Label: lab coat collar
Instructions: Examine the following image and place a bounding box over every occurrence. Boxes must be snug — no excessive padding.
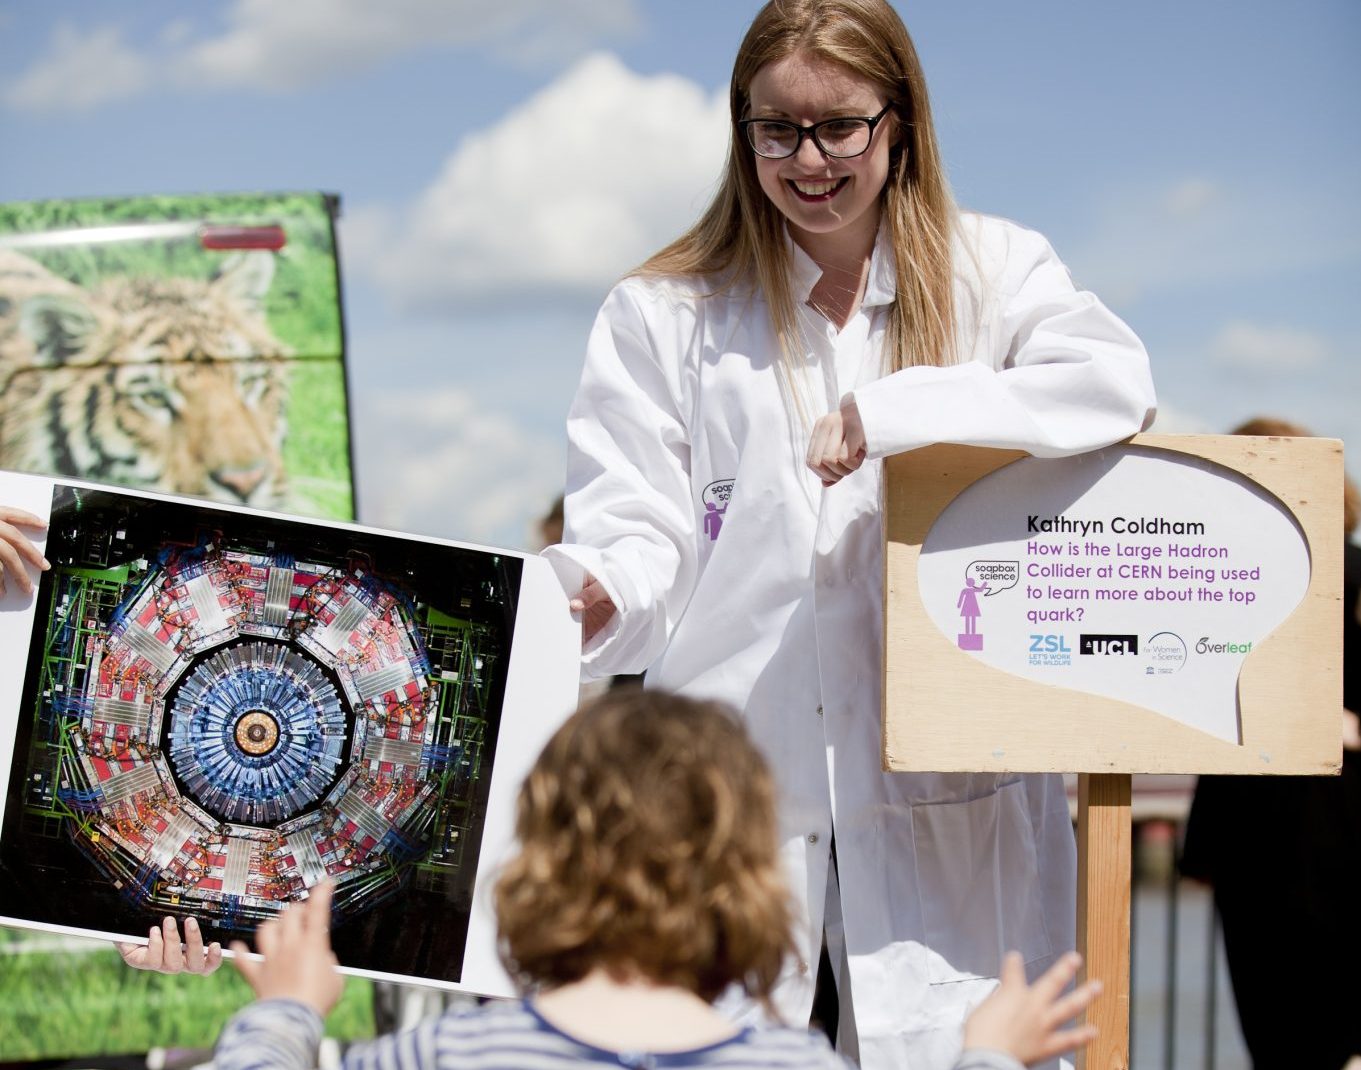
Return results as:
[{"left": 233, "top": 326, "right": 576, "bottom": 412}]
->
[
  {"left": 863, "top": 225, "right": 898, "bottom": 308},
  {"left": 785, "top": 223, "right": 898, "bottom": 310}
]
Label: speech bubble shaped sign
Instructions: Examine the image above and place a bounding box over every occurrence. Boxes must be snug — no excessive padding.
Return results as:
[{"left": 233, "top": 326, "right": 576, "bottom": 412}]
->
[{"left": 917, "top": 446, "right": 1310, "bottom": 742}]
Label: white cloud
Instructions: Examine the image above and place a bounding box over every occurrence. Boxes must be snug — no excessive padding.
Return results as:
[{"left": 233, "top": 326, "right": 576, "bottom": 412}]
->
[
  {"left": 1209, "top": 321, "right": 1330, "bottom": 371},
  {"left": 1162, "top": 178, "right": 1220, "bottom": 219},
  {"left": 354, "top": 386, "right": 563, "bottom": 550},
  {"left": 159, "top": 20, "right": 194, "bottom": 47},
  {"left": 3, "top": 24, "right": 151, "bottom": 113},
  {"left": 1064, "top": 176, "right": 1361, "bottom": 307},
  {"left": 181, "top": 0, "right": 639, "bottom": 90},
  {"left": 348, "top": 52, "right": 728, "bottom": 309},
  {"left": 4, "top": 0, "right": 639, "bottom": 112}
]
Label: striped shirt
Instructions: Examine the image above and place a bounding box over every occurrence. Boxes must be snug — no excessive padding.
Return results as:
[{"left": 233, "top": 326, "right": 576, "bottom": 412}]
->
[{"left": 216, "top": 998, "right": 1023, "bottom": 1070}]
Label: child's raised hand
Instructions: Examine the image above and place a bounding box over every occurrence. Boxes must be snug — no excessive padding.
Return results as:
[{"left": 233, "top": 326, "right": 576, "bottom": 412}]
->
[
  {"left": 962, "top": 951, "right": 1102, "bottom": 1067},
  {"left": 231, "top": 879, "right": 344, "bottom": 1018}
]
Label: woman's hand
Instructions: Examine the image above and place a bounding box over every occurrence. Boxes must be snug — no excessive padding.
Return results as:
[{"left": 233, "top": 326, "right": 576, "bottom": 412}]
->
[
  {"left": 231, "top": 880, "right": 344, "bottom": 1018},
  {"left": 570, "top": 572, "right": 617, "bottom": 645},
  {"left": 962, "top": 951, "right": 1102, "bottom": 1066},
  {"left": 117, "top": 916, "right": 223, "bottom": 975},
  {"left": 806, "top": 395, "right": 866, "bottom": 487},
  {"left": 0, "top": 506, "right": 50, "bottom": 598}
]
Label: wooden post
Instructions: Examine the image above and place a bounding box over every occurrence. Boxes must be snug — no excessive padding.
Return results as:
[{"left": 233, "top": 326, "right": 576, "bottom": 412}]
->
[{"left": 1076, "top": 773, "right": 1132, "bottom": 1070}]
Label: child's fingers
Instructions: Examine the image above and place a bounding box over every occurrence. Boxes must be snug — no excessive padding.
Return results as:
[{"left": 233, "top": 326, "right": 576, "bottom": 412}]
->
[
  {"left": 256, "top": 918, "right": 280, "bottom": 958},
  {"left": 1036, "top": 1023, "right": 1099, "bottom": 1062},
  {"left": 1046, "top": 978, "right": 1103, "bottom": 1025},
  {"left": 1032, "top": 950, "right": 1083, "bottom": 1001},
  {"left": 997, "top": 949, "right": 1027, "bottom": 988},
  {"left": 230, "top": 940, "right": 259, "bottom": 985},
  {"left": 305, "top": 880, "right": 334, "bottom": 943},
  {"left": 203, "top": 941, "right": 224, "bottom": 974},
  {"left": 278, "top": 898, "right": 304, "bottom": 943}
]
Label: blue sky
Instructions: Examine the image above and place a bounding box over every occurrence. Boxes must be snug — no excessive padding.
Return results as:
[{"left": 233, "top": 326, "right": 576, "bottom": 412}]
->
[{"left": 2, "top": 1, "right": 1358, "bottom": 548}]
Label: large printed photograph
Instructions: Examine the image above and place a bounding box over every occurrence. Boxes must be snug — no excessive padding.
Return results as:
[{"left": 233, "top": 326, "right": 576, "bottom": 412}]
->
[
  {"left": 0, "top": 192, "right": 354, "bottom": 521},
  {"left": 0, "top": 483, "right": 521, "bottom": 985}
]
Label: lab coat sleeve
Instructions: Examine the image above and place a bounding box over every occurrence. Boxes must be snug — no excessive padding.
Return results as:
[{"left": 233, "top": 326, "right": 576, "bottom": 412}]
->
[
  {"left": 850, "top": 223, "right": 1156, "bottom": 459},
  {"left": 541, "top": 280, "right": 698, "bottom": 678}
]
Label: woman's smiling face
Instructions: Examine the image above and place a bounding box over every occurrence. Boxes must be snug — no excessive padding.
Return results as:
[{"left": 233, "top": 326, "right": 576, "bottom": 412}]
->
[{"left": 746, "top": 51, "right": 896, "bottom": 261}]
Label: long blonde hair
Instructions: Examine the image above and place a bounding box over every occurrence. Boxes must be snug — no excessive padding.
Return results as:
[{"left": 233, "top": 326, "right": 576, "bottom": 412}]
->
[{"left": 637, "top": 0, "right": 957, "bottom": 387}]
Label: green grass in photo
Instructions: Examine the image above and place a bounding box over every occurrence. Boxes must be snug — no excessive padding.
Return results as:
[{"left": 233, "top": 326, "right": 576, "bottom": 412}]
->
[
  {"left": 0, "top": 933, "right": 374, "bottom": 1060},
  {"left": 284, "top": 360, "right": 355, "bottom": 520}
]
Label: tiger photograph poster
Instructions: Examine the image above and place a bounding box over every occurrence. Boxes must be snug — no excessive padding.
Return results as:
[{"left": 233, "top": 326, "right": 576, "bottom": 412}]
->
[
  {"left": 0, "top": 191, "right": 356, "bottom": 522},
  {"left": 0, "top": 469, "right": 581, "bottom": 994}
]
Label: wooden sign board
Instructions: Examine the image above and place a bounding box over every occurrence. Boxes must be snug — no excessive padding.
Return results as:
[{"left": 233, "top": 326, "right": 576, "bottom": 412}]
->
[{"left": 883, "top": 434, "right": 1342, "bottom": 776}]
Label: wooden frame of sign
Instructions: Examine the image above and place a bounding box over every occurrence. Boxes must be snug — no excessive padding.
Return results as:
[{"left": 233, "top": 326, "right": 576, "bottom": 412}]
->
[{"left": 882, "top": 433, "right": 1343, "bottom": 1070}]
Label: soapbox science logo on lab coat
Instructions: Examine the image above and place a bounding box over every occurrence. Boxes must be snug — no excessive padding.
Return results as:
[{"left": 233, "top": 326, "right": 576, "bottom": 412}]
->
[
  {"left": 915, "top": 446, "right": 1309, "bottom": 743},
  {"left": 701, "top": 479, "right": 734, "bottom": 542}
]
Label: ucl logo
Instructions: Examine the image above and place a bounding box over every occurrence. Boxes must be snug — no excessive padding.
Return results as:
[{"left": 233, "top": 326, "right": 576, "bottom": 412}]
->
[{"left": 1079, "top": 633, "right": 1140, "bottom": 656}]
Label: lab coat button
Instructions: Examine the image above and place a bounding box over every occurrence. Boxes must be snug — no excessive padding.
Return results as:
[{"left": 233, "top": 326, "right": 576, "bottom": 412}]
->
[
  {"left": 815, "top": 704, "right": 823, "bottom": 717},
  {"left": 807, "top": 832, "right": 819, "bottom": 844},
  {"left": 798, "top": 959, "right": 810, "bottom": 975}
]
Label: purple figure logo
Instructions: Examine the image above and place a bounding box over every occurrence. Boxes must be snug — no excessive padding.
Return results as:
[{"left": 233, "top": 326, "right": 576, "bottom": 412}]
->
[
  {"left": 703, "top": 500, "right": 726, "bottom": 541},
  {"left": 956, "top": 576, "right": 989, "bottom": 651},
  {"left": 701, "top": 478, "right": 735, "bottom": 542}
]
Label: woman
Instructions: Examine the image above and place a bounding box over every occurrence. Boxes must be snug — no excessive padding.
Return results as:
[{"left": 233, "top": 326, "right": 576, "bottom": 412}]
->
[{"left": 542, "top": 1, "right": 1155, "bottom": 1066}]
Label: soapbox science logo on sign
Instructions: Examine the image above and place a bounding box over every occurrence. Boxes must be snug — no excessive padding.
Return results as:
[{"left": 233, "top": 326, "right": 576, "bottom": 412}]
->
[
  {"left": 952, "top": 560, "right": 1017, "bottom": 651},
  {"left": 915, "top": 446, "right": 1309, "bottom": 743}
]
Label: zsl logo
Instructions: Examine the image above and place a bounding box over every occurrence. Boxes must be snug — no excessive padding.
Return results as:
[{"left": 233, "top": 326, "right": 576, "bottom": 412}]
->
[{"left": 1029, "top": 635, "right": 1070, "bottom": 652}]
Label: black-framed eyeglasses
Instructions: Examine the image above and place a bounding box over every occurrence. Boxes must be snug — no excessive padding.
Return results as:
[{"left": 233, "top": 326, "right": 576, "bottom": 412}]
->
[{"left": 738, "top": 102, "right": 895, "bottom": 160}]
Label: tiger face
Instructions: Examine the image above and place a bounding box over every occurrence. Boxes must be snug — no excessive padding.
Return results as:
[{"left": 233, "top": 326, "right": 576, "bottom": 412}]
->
[{"left": 0, "top": 250, "right": 290, "bottom": 508}]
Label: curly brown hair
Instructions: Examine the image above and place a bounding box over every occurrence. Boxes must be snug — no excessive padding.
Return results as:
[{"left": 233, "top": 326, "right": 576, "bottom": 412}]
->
[{"left": 494, "top": 689, "right": 794, "bottom": 1004}]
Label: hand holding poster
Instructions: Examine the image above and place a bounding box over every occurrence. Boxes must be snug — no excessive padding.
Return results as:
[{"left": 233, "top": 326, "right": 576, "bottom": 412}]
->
[{"left": 0, "top": 471, "right": 580, "bottom": 995}]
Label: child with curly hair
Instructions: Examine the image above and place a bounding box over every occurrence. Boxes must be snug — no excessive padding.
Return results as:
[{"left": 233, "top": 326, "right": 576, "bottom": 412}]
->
[{"left": 216, "top": 689, "right": 1100, "bottom": 1069}]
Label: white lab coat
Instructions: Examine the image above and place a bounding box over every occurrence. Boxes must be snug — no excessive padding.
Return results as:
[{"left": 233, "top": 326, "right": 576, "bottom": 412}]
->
[{"left": 544, "top": 212, "right": 1155, "bottom": 1070}]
